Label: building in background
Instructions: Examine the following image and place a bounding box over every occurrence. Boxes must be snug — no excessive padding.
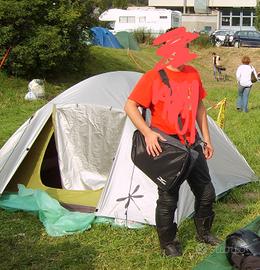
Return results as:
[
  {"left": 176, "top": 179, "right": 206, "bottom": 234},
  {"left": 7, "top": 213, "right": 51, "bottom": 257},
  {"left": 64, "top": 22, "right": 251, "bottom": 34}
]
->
[{"left": 148, "top": 0, "right": 257, "bottom": 33}]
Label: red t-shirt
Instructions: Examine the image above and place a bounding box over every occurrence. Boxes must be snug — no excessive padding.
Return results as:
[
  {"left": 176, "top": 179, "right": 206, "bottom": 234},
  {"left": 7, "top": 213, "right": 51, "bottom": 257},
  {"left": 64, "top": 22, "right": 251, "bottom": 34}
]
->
[{"left": 128, "top": 65, "right": 206, "bottom": 144}]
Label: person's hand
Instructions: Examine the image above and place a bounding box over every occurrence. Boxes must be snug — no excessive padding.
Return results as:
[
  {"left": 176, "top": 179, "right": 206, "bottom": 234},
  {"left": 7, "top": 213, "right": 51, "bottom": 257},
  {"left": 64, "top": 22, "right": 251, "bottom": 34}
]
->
[
  {"left": 144, "top": 130, "right": 167, "bottom": 157},
  {"left": 203, "top": 142, "right": 214, "bottom": 160}
]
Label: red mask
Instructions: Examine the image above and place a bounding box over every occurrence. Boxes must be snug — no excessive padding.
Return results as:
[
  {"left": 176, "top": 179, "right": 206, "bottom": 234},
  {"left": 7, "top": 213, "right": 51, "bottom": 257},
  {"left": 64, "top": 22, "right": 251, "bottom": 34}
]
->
[{"left": 153, "top": 27, "right": 199, "bottom": 69}]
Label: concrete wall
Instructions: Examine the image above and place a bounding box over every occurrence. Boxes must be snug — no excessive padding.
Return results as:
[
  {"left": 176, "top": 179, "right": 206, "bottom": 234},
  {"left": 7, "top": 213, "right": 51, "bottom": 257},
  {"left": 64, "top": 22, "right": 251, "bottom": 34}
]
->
[
  {"left": 182, "top": 14, "right": 218, "bottom": 32},
  {"left": 208, "top": 0, "right": 256, "bottom": 7},
  {"left": 149, "top": 0, "right": 257, "bottom": 8}
]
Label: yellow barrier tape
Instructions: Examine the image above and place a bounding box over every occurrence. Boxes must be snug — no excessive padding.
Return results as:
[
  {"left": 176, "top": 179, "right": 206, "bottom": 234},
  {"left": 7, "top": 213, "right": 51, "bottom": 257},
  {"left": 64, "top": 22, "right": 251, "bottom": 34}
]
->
[
  {"left": 216, "top": 98, "right": 227, "bottom": 129},
  {"left": 207, "top": 98, "right": 226, "bottom": 111},
  {"left": 207, "top": 98, "right": 227, "bottom": 129}
]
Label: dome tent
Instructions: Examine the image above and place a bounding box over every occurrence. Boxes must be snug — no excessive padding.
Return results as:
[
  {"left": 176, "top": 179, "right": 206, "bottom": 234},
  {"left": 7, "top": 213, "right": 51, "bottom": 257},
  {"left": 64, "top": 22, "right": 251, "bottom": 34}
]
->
[
  {"left": 90, "top": 27, "right": 122, "bottom": 48},
  {"left": 115, "top": 31, "right": 140, "bottom": 50},
  {"left": 0, "top": 71, "right": 256, "bottom": 226}
]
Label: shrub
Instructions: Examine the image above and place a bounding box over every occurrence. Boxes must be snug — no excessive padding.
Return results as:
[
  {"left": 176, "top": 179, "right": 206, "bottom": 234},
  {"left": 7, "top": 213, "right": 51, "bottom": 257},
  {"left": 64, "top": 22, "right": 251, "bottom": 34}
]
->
[
  {"left": 0, "top": 0, "right": 97, "bottom": 78},
  {"left": 191, "top": 33, "right": 213, "bottom": 49},
  {"left": 133, "top": 29, "right": 154, "bottom": 45}
]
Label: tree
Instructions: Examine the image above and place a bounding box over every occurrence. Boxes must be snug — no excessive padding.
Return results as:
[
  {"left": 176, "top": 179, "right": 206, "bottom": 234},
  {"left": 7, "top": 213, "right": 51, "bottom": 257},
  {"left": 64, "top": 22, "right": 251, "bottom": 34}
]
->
[
  {"left": 95, "top": 0, "right": 147, "bottom": 11},
  {"left": 128, "top": 0, "right": 148, "bottom": 6},
  {"left": 255, "top": 1, "right": 260, "bottom": 30},
  {"left": 95, "top": 0, "right": 128, "bottom": 11},
  {"left": 0, "top": 0, "right": 98, "bottom": 77}
]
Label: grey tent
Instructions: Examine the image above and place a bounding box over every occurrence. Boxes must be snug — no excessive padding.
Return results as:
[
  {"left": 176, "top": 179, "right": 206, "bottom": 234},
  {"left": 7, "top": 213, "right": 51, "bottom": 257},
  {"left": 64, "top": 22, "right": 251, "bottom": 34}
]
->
[{"left": 0, "top": 71, "right": 256, "bottom": 226}]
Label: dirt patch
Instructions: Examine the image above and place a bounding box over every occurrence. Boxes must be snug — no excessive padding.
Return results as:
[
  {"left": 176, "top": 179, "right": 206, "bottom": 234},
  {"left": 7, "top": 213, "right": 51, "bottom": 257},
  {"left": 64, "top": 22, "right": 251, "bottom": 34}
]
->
[
  {"left": 225, "top": 202, "right": 246, "bottom": 211},
  {"left": 197, "top": 47, "right": 260, "bottom": 73},
  {"left": 193, "top": 47, "right": 260, "bottom": 86},
  {"left": 244, "top": 191, "right": 260, "bottom": 200}
]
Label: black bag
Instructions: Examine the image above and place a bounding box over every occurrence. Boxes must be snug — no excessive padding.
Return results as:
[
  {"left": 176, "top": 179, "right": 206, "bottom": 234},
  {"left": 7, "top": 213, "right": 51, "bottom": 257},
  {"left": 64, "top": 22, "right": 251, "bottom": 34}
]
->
[
  {"left": 251, "top": 71, "right": 257, "bottom": 83},
  {"left": 131, "top": 127, "right": 199, "bottom": 191},
  {"left": 130, "top": 69, "right": 199, "bottom": 191},
  {"left": 240, "top": 256, "right": 260, "bottom": 270},
  {"left": 226, "top": 228, "right": 260, "bottom": 269},
  {"left": 217, "top": 65, "right": 226, "bottom": 71},
  {"left": 230, "top": 254, "right": 260, "bottom": 270}
]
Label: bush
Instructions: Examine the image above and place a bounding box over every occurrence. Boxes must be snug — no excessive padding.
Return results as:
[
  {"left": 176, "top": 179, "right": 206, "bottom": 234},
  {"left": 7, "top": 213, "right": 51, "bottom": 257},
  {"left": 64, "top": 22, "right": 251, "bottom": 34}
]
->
[
  {"left": 191, "top": 33, "right": 213, "bottom": 48},
  {"left": 0, "top": 0, "right": 97, "bottom": 78},
  {"left": 133, "top": 29, "right": 154, "bottom": 45}
]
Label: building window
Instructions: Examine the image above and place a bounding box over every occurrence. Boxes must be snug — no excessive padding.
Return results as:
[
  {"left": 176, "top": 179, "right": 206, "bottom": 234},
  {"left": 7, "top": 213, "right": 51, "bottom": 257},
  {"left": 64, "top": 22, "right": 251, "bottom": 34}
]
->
[
  {"left": 119, "top": 16, "right": 135, "bottom": 23},
  {"left": 232, "top": 17, "right": 240, "bottom": 26},
  {"left": 222, "top": 8, "right": 231, "bottom": 16},
  {"left": 243, "top": 9, "right": 251, "bottom": 16},
  {"left": 160, "top": 16, "right": 167, "bottom": 19},
  {"left": 232, "top": 8, "right": 240, "bottom": 16},
  {"left": 243, "top": 17, "right": 251, "bottom": 26},
  {"left": 220, "top": 7, "right": 255, "bottom": 29},
  {"left": 187, "top": 7, "right": 195, "bottom": 14},
  {"left": 222, "top": 17, "right": 230, "bottom": 26}
]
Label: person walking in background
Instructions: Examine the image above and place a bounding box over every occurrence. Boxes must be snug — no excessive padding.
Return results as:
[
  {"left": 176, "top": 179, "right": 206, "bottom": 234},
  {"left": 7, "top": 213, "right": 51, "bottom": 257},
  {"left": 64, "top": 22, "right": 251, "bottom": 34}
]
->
[
  {"left": 236, "top": 56, "right": 258, "bottom": 112},
  {"left": 212, "top": 52, "right": 222, "bottom": 80},
  {"left": 125, "top": 28, "right": 220, "bottom": 258}
]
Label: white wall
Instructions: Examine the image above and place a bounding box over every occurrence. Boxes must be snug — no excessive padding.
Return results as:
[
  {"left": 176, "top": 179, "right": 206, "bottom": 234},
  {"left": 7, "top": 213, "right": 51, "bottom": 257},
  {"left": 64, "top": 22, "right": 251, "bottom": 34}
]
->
[
  {"left": 149, "top": 0, "right": 184, "bottom": 6},
  {"left": 208, "top": 0, "right": 256, "bottom": 7},
  {"left": 148, "top": 0, "right": 257, "bottom": 32},
  {"left": 149, "top": 0, "right": 257, "bottom": 7},
  {"left": 182, "top": 14, "right": 218, "bottom": 32}
]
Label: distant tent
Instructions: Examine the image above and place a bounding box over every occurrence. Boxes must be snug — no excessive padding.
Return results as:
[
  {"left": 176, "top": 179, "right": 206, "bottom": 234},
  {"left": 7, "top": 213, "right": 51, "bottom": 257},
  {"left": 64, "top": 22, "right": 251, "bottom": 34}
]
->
[
  {"left": 0, "top": 71, "right": 256, "bottom": 226},
  {"left": 115, "top": 31, "right": 140, "bottom": 50},
  {"left": 90, "top": 27, "right": 122, "bottom": 48}
]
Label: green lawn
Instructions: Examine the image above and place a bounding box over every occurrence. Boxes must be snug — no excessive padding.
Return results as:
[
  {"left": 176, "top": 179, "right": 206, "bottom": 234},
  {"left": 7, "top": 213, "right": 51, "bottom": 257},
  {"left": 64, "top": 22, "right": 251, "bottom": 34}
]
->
[{"left": 0, "top": 45, "right": 259, "bottom": 270}]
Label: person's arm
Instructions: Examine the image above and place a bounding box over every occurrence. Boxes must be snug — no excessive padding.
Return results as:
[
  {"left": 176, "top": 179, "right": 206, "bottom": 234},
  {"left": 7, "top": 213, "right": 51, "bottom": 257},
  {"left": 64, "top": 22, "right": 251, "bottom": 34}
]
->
[
  {"left": 124, "top": 99, "right": 166, "bottom": 157},
  {"left": 196, "top": 100, "right": 214, "bottom": 160},
  {"left": 216, "top": 56, "right": 221, "bottom": 66},
  {"left": 252, "top": 66, "right": 258, "bottom": 79},
  {"left": 236, "top": 66, "right": 241, "bottom": 83}
]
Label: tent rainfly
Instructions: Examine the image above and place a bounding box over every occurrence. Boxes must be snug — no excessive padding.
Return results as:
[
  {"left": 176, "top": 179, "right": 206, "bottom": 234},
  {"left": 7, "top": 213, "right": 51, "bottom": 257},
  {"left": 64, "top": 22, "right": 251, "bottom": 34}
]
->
[
  {"left": 115, "top": 31, "right": 140, "bottom": 50},
  {"left": 0, "top": 71, "right": 256, "bottom": 226},
  {"left": 90, "top": 27, "right": 122, "bottom": 48}
]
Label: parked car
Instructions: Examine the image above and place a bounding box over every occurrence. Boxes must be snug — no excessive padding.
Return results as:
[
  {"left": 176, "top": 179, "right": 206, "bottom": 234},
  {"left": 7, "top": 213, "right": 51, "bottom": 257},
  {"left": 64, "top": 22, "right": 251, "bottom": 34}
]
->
[
  {"left": 232, "top": 30, "right": 260, "bottom": 48},
  {"left": 210, "top": 30, "right": 234, "bottom": 47}
]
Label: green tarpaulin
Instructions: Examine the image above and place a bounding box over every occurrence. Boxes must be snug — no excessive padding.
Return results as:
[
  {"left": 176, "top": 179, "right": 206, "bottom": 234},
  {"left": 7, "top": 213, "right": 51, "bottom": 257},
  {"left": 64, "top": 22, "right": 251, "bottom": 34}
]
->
[
  {"left": 0, "top": 184, "right": 95, "bottom": 237},
  {"left": 193, "top": 216, "right": 260, "bottom": 270}
]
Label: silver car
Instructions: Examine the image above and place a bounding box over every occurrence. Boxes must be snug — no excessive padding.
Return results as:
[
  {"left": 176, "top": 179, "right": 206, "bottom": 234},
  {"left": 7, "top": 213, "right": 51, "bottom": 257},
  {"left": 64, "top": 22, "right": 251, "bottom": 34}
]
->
[{"left": 210, "top": 30, "right": 234, "bottom": 47}]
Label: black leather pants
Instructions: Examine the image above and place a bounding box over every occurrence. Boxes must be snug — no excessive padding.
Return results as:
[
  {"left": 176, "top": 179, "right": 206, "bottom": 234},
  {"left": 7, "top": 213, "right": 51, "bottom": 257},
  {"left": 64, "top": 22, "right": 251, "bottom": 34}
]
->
[{"left": 156, "top": 144, "right": 216, "bottom": 228}]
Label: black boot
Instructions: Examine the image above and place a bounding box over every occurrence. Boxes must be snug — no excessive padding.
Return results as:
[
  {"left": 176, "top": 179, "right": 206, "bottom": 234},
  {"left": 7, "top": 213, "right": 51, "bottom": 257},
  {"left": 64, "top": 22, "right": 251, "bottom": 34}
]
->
[
  {"left": 194, "top": 213, "right": 221, "bottom": 246},
  {"left": 156, "top": 223, "right": 182, "bottom": 257}
]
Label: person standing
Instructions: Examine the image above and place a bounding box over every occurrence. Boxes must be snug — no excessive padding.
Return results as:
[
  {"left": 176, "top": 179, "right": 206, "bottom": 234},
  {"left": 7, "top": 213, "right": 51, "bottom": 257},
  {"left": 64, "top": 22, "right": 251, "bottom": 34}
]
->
[
  {"left": 212, "top": 52, "right": 222, "bottom": 80},
  {"left": 124, "top": 28, "right": 220, "bottom": 257},
  {"left": 236, "top": 56, "right": 258, "bottom": 112}
]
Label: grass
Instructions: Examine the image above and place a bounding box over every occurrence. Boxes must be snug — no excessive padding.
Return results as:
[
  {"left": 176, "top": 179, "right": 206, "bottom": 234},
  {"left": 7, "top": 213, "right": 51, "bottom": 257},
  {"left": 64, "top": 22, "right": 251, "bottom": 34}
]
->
[{"left": 0, "top": 45, "right": 260, "bottom": 270}]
